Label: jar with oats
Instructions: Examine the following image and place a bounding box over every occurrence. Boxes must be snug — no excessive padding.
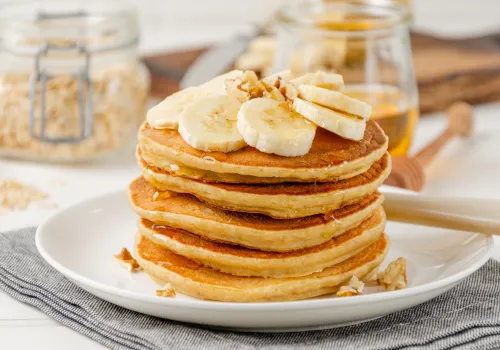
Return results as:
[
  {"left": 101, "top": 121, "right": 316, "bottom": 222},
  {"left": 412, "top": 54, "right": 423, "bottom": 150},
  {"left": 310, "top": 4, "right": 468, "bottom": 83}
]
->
[{"left": 0, "top": 0, "right": 150, "bottom": 162}]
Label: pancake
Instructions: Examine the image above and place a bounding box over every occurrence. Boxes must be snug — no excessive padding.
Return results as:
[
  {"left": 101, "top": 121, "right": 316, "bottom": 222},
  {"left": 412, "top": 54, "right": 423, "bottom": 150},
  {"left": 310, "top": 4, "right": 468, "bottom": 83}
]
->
[
  {"left": 137, "top": 119, "right": 388, "bottom": 182},
  {"left": 137, "top": 207, "right": 385, "bottom": 278},
  {"left": 139, "top": 153, "right": 391, "bottom": 219},
  {"left": 138, "top": 147, "right": 371, "bottom": 184},
  {"left": 135, "top": 233, "right": 390, "bottom": 302},
  {"left": 129, "top": 177, "right": 384, "bottom": 251}
]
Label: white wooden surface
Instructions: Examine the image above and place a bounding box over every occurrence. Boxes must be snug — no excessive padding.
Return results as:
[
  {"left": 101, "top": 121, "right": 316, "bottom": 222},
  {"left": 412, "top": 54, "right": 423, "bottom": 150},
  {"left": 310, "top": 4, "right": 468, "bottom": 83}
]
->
[{"left": 2, "top": 1, "right": 500, "bottom": 349}]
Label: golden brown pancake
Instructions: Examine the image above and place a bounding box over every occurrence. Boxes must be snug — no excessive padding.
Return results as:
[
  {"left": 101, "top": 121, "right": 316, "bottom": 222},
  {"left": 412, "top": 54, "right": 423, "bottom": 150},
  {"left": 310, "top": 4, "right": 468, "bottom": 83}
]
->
[
  {"left": 138, "top": 147, "right": 371, "bottom": 184},
  {"left": 139, "top": 153, "right": 391, "bottom": 219},
  {"left": 137, "top": 207, "right": 385, "bottom": 278},
  {"left": 135, "top": 233, "right": 390, "bottom": 302},
  {"left": 129, "top": 176, "right": 384, "bottom": 251},
  {"left": 137, "top": 120, "right": 388, "bottom": 182}
]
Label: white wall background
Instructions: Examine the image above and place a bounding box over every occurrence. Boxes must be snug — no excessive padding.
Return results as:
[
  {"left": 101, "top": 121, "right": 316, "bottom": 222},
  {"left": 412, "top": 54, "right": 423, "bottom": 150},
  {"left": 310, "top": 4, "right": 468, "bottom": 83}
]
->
[{"left": 1, "top": 0, "right": 500, "bottom": 53}]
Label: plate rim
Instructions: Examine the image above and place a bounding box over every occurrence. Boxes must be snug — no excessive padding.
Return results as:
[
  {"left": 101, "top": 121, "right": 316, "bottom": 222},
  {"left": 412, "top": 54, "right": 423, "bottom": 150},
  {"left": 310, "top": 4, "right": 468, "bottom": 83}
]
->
[{"left": 36, "top": 188, "right": 494, "bottom": 312}]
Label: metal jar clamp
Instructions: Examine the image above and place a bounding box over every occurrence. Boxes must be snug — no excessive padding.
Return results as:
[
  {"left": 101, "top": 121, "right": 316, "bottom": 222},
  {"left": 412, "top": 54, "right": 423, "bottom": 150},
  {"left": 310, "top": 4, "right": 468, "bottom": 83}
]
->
[{"left": 29, "top": 40, "right": 93, "bottom": 143}]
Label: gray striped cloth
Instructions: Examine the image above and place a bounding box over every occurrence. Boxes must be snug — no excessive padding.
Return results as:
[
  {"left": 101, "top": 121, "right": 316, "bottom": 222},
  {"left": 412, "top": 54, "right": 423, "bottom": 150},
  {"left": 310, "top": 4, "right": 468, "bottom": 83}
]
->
[{"left": 1, "top": 227, "right": 500, "bottom": 350}]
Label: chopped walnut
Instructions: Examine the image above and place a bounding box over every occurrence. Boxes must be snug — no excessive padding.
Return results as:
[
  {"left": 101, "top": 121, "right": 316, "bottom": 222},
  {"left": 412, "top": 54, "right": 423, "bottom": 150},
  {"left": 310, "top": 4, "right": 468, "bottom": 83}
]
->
[
  {"left": 0, "top": 179, "right": 48, "bottom": 210},
  {"left": 156, "top": 283, "right": 176, "bottom": 298},
  {"left": 224, "top": 70, "right": 298, "bottom": 104},
  {"left": 378, "top": 257, "right": 407, "bottom": 291},
  {"left": 336, "top": 275, "right": 365, "bottom": 297},
  {"left": 114, "top": 248, "right": 142, "bottom": 272}
]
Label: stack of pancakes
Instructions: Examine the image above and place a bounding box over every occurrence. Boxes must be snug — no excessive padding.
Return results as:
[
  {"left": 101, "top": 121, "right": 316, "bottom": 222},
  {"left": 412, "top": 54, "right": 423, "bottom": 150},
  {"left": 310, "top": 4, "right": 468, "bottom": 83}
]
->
[{"left": 129, "top": 119, "right": 391, "bottom": 302}]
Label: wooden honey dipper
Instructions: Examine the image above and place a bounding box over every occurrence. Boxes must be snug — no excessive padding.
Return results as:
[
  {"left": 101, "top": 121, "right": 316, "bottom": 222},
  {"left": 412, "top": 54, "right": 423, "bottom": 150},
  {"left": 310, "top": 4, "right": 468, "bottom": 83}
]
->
[{"left": 384, "top": 102, "right": 474, "bottom": 192}]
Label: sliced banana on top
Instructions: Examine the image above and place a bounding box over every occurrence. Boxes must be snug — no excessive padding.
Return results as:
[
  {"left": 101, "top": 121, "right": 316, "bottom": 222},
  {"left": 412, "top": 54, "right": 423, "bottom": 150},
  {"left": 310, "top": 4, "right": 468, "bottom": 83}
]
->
[
  {"left": 147, "top": 87, "right": 207, "bottom": 129},
  {"left": 178, "top": 95, "right": 246, "bottom": 153},
  {"left": 200, "top": 70, "right": 243, "bottom": 95},
  {"left": 291, "top": 71, "right": 344, "bottom": 91},
  {"left": 147, "top": 71, "right": 243, "bottom": 130},
  {"left": 297, "top": 85, "right": 372, "bottom": 121},
  {"left": 262, "top": 70, "right": 295, "bottom": 85},
  {"left": 237, "top": 98, "right": 316, "bottom": 157},
  {"left": 293, "top": 98, "right": 366, "bottom": 141}
]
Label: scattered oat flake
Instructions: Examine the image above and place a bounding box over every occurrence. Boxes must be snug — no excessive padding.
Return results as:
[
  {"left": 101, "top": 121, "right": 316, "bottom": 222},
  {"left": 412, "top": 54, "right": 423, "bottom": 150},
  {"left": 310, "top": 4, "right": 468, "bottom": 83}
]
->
[
  {"left": 114, "top": 248, "right": 142, "bottom": 272},
  {"left": 169, "top": 164, "right": 180, "bottom": 171},
  {"left": 156, "top": 283, "right": 176, "bottom": 298},
  {"left": 378, "top": 257, "right": 407, "bottom": 291},
  {"left": 336, "top": 275, "right": 364, "bottom": 297},
  {"left": 152, "top": 191, "right": 159, "bottom": 201},
  {"left": 0, "top": 179, "right": 48, "bottom": 210}
]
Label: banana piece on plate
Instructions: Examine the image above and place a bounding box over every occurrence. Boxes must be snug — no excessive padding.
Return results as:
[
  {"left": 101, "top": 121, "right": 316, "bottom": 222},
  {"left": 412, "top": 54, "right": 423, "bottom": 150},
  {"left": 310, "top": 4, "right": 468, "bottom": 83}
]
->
[
  {"left": 291, "top": 71, "right": 345, "bottom": 91},
  {"left": 147, "top": 71, "right": 243, "bottom": 130},
  {"left": 178, "top": 95, "right": 246, "bottom": 152},
  {"left": 297, "top": 84, "right": 372, "bottom": 120},
  {"left": 237, "top": 98, "right": 316, "bottom": 157},
  {"left": 293, "top": 98, "right": 366, "bottom": 141}
]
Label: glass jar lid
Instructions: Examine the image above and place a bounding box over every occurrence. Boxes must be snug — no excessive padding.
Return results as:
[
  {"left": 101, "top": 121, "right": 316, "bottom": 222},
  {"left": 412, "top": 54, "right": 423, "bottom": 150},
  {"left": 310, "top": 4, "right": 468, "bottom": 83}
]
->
[{"left": 0, "top": 0, "right": 139, "bottom": 55}]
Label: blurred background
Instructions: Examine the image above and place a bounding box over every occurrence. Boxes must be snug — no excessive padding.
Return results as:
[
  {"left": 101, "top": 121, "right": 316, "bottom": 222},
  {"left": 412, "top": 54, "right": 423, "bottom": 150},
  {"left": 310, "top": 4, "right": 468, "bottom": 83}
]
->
[{"left": 2, "top": 0, "right": 500, "bottom": 227}]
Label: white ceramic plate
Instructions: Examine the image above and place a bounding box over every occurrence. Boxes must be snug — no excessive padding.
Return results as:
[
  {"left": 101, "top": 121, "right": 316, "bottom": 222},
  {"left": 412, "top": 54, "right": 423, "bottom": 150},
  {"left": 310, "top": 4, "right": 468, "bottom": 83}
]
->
[{"left": 36, "top": 188, "right": 494, "bottom": 332}]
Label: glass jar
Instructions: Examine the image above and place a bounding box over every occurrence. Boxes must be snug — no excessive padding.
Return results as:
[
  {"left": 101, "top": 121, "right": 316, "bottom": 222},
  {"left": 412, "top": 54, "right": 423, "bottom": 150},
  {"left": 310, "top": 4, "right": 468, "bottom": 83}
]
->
[
  {"left": 274, "top": 0, "right": 418, "bottom": 156},
  {"left": 0, "top": 0, "right": 150, "bottom": 162}
]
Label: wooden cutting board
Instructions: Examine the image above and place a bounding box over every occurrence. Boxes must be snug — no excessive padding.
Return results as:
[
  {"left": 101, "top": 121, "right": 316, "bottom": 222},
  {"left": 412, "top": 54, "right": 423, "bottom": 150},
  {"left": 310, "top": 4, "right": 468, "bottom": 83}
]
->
[{"left": 143, "top": 32, "right": 500, "bottom": 114}]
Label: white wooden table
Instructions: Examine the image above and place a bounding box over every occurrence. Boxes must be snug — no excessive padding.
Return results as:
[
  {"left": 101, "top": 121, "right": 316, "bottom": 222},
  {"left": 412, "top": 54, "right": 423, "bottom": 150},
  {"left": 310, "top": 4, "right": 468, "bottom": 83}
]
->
[{"left": 2, "top": 1, "right": 500, "bottom": 348}]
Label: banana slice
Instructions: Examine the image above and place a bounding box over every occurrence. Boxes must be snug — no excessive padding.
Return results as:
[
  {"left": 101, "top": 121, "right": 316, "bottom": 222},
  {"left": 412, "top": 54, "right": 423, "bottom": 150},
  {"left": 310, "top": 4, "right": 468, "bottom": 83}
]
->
[
  {"left": 291, "top": 71, "right": 344, "bottom": 91},
  {"left": 147, "top": 71, "right": 243, "bottom": 130},
  {"left": 293, "top": 98, "right": 366, "bottom": 141},
  {"left": 262, "top": 70, "right": 295, "bottom": 85},
  {"left": 297, "top": 85, "right": 372, "bottom": 120},
  {"left": 147, "top": 87, "right": 207, "bottom": 129},
  {"left": 178, "top": 95, "right": 246, "bottom": 152},
  {"left": 200, "top": 70, "right": 243, "bottom": 95},
  {"left": 237, "top": 98, "right": 316, "bottom": 157}
]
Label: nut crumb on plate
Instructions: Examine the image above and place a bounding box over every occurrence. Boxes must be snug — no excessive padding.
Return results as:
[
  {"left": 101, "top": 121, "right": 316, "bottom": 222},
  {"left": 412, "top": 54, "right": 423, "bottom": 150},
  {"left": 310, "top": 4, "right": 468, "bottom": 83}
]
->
[
  {"left": 336, "top": 275, "right": 364, "bottom": 297},
  {"left": 156, "top": 283, "right": 176, "bottom": 298},
  {"left": 378, "top": 257, "right": 407, "bottom": 291},
  {"left": 114, "top": 247, "right": 142, "bottom": 272}
]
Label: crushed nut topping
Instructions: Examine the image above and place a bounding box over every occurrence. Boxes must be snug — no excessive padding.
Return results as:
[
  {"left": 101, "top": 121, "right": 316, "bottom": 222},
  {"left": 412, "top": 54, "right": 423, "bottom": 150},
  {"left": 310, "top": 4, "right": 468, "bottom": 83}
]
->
[
  {"left": 378, "top": 257, "right": 407, "bottom": 291},
  {"left": 0, "top": 179, "right": 48, "bottom": 210},
  {"left": 114, "top": 248, "right": 142, "bottom": 272},
  {"left": 336, "top": 275, "right": 365, "bottom": 297},
  {"left": 224, "top": 70, "right": 297, "bottom": 106},
  {"left": 156, "top": 283, "right": 176, "bottom": 298}
]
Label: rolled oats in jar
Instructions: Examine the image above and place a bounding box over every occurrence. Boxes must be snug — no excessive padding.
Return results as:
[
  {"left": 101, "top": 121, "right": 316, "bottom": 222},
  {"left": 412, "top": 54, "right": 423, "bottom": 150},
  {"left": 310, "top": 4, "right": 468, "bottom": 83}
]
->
[{"left": 0, "top": 0, "right": 150, "bottom": 162}]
